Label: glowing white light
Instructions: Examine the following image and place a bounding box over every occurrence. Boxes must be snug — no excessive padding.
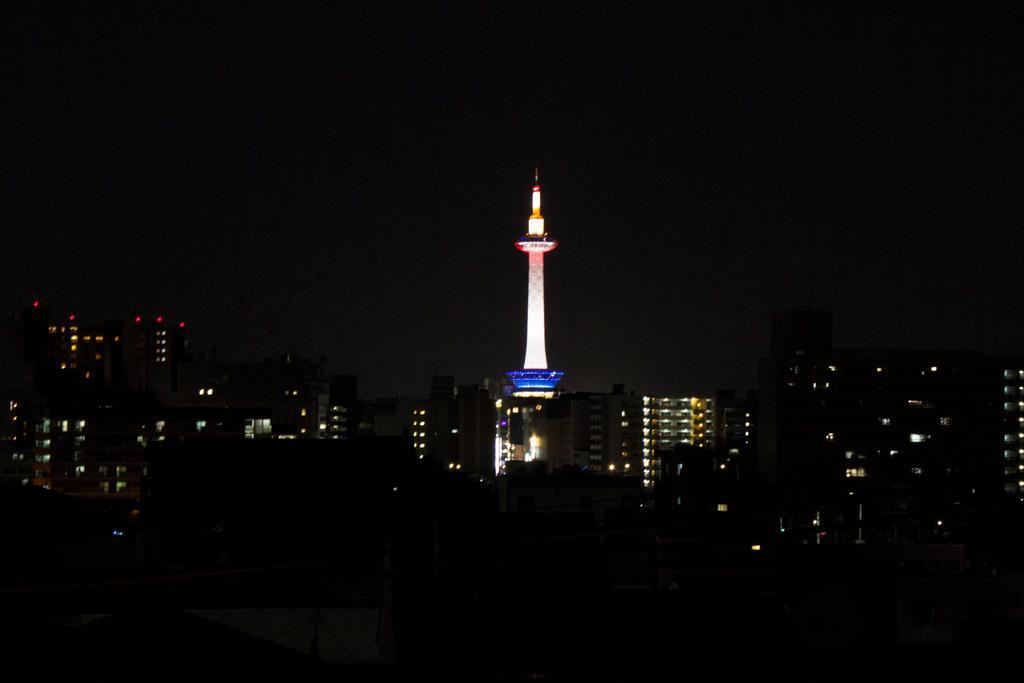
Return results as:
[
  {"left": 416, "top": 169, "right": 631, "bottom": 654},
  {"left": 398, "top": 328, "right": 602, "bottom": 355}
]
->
[{"left": 528, "top": 433, "right": 540, "bottom": 462}]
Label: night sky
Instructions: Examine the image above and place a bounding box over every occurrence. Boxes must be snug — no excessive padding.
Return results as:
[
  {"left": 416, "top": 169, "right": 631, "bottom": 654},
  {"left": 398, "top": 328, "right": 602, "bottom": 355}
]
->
[{"left": 4, "top": 3, "right": 1022, "bottom": 397}]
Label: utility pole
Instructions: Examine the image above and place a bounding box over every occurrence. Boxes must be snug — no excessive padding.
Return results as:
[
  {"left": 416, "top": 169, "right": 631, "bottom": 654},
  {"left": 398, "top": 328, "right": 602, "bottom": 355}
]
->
[{"left": 310, "top": 609, "right": 321, "bottom": 662}]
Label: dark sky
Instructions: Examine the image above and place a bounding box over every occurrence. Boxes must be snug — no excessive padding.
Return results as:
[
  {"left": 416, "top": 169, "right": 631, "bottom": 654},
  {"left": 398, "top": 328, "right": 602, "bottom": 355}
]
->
[{"left": 3, "top": 2, "right": 1022, "bottom": 397}]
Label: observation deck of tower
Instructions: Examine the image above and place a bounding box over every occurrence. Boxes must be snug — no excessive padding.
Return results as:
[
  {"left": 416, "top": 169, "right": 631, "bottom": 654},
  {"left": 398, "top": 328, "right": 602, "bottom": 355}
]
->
[{"left": 507, "top": 171, "right": 563, "bottom": 397}]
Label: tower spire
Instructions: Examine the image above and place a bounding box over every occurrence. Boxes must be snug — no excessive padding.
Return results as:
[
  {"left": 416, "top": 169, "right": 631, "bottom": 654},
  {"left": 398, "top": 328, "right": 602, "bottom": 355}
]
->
[{"left": 529, "top": 173, "right": 544, "bottom": 234}]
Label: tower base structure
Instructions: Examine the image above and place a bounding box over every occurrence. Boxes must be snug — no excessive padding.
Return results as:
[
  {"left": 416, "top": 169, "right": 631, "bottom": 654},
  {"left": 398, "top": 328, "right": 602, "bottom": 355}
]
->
[{"left": 506, "top": 369, "right": 563, "bottom": 398}]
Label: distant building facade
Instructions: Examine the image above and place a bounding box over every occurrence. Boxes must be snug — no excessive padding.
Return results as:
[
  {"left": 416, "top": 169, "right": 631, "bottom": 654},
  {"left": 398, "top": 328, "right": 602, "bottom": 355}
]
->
[
  {"left": 758, "top": 311, "right": 1021, "bottom": 543},
  {"left": 26, "top": 403, "right": 273, "bottom": 498},
  {"left": 715, "top": 388, "right": 757, "bottom": 480},
  {"left": 175, "top": 357, "right": 328, "bottom": 438},
  {"left": 496, "top": 386, "right": 721, "bottom": 485},
  {"left": 641, "top": 396, "right": 716, "bottom": 488}
]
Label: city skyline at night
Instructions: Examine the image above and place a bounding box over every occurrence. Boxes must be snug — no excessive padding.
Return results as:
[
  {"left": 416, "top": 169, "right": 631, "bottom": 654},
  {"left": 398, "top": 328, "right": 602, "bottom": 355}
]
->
[
  {"left": 5, "top": 4, "right": 1024, "bottom": 679},
  {"left": 5, "top": 4, "right": 1021, "bottom": 399}
]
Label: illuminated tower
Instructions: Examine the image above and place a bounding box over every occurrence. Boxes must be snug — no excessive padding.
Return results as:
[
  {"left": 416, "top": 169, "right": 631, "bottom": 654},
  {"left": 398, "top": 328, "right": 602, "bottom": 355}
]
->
[{"left": 507, "top": 171, "right": 563, "bottom": 397}]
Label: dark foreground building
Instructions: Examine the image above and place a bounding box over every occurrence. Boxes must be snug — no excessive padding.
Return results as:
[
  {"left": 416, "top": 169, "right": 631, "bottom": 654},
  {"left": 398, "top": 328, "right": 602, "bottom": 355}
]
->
[{"left": 759, "top": 311, "right": 1024, "bottom": 545}]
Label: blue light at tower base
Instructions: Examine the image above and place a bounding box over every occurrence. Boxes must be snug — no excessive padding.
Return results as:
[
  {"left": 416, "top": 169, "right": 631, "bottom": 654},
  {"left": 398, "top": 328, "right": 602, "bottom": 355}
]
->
[{"left": 506, "top": 369, "right": 564, "bottom": 396}]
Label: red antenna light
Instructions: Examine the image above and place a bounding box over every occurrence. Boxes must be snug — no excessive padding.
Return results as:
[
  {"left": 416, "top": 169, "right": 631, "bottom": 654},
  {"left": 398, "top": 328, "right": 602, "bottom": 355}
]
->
[
  {"left": 178, "top": 321, "right": 186, "bottom": 328},
  {"left": 156, "top": 315, "right": 164, "bottom": 324},
  {"left": 32, "top": 300, "right": 39, "bottom": 309},
  {"left": 68, "top": 314, "right": 75, "bottom": 321},
  {"left": 134, "top": 315, "right": 142, "bottom": 324}
]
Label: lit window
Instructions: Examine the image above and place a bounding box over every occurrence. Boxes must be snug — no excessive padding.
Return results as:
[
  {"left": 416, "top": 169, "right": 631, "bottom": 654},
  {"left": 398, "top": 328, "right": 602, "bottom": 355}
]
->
[
  {"left": 845, "top": 467, "right": 867, "bottom": 478},
  {"left": 825, "top": 432, "right": 835, "bottom": 441},
  {"left": 196, "top": 420, "right": 206, "bottom": 432},
  {"left": 717, "top": 503, "right": 729, "bottom": 512},
  {"left": 910, "top": 433, "right": 929, "bottom": 443}
]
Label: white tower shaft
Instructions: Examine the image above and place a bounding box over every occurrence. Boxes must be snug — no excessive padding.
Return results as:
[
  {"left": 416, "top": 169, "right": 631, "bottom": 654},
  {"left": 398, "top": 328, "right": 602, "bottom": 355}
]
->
[{"left": 524, "top": 251, "right": 548, "bottom": 369}]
